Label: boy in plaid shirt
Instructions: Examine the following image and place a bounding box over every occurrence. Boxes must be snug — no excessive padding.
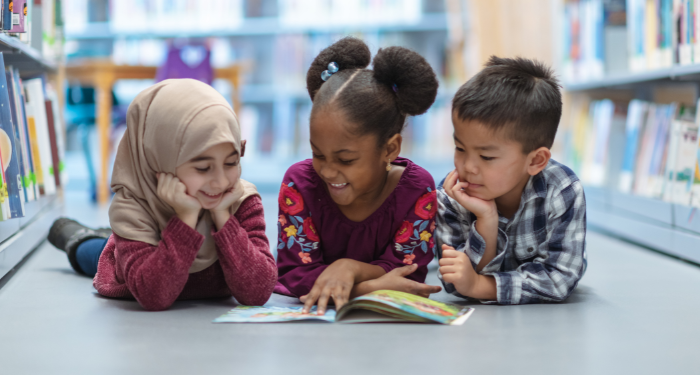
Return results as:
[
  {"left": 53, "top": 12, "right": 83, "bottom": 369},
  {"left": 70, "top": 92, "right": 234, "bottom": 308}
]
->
[{"left": 436, "top": 56, "right": 586, "bottom": 304}]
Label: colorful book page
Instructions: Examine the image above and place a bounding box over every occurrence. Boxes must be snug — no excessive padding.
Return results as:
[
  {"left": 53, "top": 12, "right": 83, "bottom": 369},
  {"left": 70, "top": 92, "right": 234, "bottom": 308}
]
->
[{"left": 213, "top": 306, "right": 335, "bottom": 323}]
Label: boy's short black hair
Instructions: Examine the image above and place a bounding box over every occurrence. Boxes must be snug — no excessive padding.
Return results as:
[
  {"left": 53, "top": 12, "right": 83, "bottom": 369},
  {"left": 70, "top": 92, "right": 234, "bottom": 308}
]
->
[{"left": 452, "top": 56, "right": 562, "bottom": 153}]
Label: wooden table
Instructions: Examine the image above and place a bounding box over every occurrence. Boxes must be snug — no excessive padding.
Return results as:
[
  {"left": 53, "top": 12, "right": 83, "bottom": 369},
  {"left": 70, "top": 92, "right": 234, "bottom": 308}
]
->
[{"left": 65, "top": 61, "right": 242, "bottom": 204}]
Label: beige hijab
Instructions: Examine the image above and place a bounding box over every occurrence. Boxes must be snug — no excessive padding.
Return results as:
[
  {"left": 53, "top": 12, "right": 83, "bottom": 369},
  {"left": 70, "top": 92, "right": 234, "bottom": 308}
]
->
[{"left": 109, "top": 79, "right": 258, "bottom": 273}]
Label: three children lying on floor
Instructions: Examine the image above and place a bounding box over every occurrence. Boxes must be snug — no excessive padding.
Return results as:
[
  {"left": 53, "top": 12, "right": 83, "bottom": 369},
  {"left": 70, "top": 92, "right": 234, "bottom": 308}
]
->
[{"left": 48, "top": 37, "right": 586, "bottom": 311}]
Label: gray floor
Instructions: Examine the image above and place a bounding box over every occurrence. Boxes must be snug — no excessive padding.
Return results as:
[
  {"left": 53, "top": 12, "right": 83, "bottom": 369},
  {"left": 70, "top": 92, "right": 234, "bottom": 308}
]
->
[{"left": 1, "top": 192, "right": 700, "bottom": 374}]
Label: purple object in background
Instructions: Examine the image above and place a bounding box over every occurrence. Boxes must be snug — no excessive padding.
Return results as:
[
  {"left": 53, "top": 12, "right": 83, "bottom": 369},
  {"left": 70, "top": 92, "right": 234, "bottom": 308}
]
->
[{"left": 155, "top": 44, "right": 213, "bottom": 85}]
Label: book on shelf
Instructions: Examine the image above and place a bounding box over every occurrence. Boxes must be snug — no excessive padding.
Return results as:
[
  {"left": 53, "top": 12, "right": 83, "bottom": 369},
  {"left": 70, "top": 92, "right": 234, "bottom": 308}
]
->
[
  {"left": 213, "top": 290, "right": 474, "bottom": 325},
  {"left": 563, "top": 95, "right": 700, "bottom": 207},
  {"left": 2, "top": 0, "right": 12, "bottom": 31},
  {"left": 0, "top": 52, "right": 24, "bottom": 218},
  {"left": 23, "top": 78, "right": 55, "bottom": 196},
  {"left": 14, "top": 69, "right": 38, "bottom": 201},
  {"left": 663, "top": 104, "right": 698, "bottom": 204},
  {"left": 5, "top": 68, "right": 31, "bottom": 203},
  {"left": 0, "top": 69, "right": 62, "bottom": 216},
  {"left": 10, "top": 0, "right": 27, "bottom": 33}
]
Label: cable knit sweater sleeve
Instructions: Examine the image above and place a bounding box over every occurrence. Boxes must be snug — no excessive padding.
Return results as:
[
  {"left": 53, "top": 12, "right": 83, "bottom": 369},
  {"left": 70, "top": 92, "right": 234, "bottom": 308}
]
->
[
  {"left": 94, "top": 195, "right": 276, "bottom": 311},
  {"left": 114, "top": 216, "right": 205, "bottom": 311},
  {"left": 212, "top": 195, "right": 277, "bottom": 306}
]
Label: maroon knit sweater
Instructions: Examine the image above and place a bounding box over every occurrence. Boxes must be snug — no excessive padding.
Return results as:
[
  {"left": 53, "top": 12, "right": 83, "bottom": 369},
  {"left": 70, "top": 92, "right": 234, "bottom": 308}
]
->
[{"left": 93, "top": 196, "right": 277, "bottom": 311}]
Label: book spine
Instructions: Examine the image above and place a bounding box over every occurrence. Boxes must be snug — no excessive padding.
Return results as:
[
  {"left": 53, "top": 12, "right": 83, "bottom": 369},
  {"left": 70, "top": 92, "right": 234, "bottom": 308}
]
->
[
  {"left": 2, "top": 0, "right": 12, "bottom": 30},
  {"left": 44, "top": 100, "right": 60, "bottom": 188}
]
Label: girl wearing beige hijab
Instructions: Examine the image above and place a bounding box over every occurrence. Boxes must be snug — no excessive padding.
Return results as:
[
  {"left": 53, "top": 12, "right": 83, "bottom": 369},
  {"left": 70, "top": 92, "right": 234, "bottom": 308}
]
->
[{"left": 48, "top": 79, "right": 277, "bottom": 311}]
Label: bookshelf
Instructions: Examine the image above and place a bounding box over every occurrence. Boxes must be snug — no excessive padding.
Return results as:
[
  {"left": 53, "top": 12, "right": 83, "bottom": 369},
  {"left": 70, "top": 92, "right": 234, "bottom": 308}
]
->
[
  {"left": 0, "top": 34, "right": 57, "bottom": 75},
  {"left": 585, "top": 186, "right": 700, "bottom": 264},
  {"left": 566, "top": 64, "right": 700, "bottom": 91},
  {"left": 559, "top": 0, "right": 700, "bottom": 265},
  {"left": 0, "top": 1, "right": 66, "bottom": 281},
  {"left": 64, "top": 13, "right": 450, "bottom": 40}
]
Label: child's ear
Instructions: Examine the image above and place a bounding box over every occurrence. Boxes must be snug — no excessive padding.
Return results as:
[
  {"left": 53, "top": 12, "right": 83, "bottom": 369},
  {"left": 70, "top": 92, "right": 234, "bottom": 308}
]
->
[
  {"left": 527, "top": 147, "right": 551, "bottom": 176},
  {"left": 384, "top": 133, "right": 402, "bottom": 161},
  {"left": 240, "top": 140, "right": 247, "bottom": 158}
]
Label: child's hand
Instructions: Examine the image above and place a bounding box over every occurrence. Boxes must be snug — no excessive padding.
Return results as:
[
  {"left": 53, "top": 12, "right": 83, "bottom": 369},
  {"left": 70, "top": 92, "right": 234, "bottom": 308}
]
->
[
  {"left": 443, "top": 170, "right": 498, "bottom": 220},
  {"left": 372, "top": 264, "right": 442, "bottom": 297},
  {"left": 439, "top": 245, "right": 478, "bottom": 297},
  {"left": 300, "top": 259, "right": 356, "bottom": 315},
  {"left": 209, "top": 182, "right": 244, "bottom": 230},
  {"left": 157, "top": 173, "right": 201, "bottom": 228},
  {"left": 211, "top": 182, "right": 244, "bottom": 214}
]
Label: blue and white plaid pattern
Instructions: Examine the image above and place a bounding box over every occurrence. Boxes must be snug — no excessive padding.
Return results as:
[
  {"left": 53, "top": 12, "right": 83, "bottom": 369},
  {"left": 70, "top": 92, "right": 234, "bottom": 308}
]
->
[{"left": 435, "top": 159, "right": 587, "bottom": 304}]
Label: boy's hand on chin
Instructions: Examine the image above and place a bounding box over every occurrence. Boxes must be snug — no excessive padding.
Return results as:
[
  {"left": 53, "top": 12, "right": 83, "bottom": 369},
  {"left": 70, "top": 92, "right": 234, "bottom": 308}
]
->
[
  {"left": 444, "top": 170, "right": 498, "bottom": 220},
  {"left": 439, "top": 245, "right": 479, "bottom": 297},
  {"left": 372, "top": 264, "right": 442, "bottom": 298},
  {"left": 157, "top": 173, "right": 201, "bottom": 228}
]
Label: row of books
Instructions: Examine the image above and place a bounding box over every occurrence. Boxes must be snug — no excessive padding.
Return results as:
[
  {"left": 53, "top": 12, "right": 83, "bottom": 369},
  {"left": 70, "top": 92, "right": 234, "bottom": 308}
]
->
[
  {"left": 626, "top": 0, "right": 676, "bottom": 72},
  {"left": 105, "top": 0, "right": 245, "bottom": 34},
  {"left": 563, "top": 0, "right": 700, "bottom": 82},
  {"left": 562, "top": 97, "right": 700, "bottom": 207},
  {"left": 1, "top": 0, "right": 27, "bottom": 34},
  {"left": 277, "top": 0, "right": 422, "bottom": 27},
  {"left": 0, "top": 51, "right": 65, "bottom": 221},
  {"left": 562, "top": 0, "right": 606, "bottom": 83},
  {"left": 237, "top": 99, "right": 454, "bottom": 161},
  {"left": 0, "top": 0, "right": 64, "bottom": 62},
  {"left": 67, "top": 0, "right": 424, "bottom": 35}
]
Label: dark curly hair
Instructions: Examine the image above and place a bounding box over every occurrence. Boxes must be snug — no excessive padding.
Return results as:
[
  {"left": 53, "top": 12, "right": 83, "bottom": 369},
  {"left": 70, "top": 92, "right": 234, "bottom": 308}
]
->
[
  {"left": 306, "top": 37, "right": 439, "bottom": 146},
  {"left": 452, "top": 56, "right": 562, "bottom": 153}
]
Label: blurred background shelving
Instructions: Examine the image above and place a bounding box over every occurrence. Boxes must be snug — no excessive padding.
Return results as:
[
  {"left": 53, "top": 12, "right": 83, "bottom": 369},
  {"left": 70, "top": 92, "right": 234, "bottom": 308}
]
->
[
  {"left": 61, "top": 0, "right": 460, "bottom": 201},
  {"left": 0, "top": 0, "right": 66, "bottom": 280},
  {"left": 557, "top": 0, "right": 700, "bottom": 264}
]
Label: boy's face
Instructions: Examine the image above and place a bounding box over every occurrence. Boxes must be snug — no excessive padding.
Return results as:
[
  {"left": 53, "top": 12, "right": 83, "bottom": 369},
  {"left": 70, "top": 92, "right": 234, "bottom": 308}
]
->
[{"left": 451, "top": 113, "right": 533, "bottom": 204}]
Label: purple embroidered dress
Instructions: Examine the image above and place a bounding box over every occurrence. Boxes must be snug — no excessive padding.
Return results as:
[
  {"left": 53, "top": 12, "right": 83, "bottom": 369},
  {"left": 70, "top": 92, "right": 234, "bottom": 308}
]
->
[{"left": 274, "top": 157, "right": 437, "bottom": 297}]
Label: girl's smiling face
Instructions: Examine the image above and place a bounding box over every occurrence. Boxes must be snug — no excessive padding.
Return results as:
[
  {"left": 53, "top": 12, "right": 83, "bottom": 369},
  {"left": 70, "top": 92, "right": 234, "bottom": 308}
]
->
[
  {"left": 309, "top": 108, "right": 391, "bottom": 209},
  {"left": 175, "top": 142, "right": 242, "bottom": 210}
]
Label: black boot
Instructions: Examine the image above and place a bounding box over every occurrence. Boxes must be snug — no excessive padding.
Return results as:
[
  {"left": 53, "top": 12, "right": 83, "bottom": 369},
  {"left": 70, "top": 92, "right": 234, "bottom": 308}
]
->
[{"left": 48, "top": 218, "right": 112, "bottom": 275}]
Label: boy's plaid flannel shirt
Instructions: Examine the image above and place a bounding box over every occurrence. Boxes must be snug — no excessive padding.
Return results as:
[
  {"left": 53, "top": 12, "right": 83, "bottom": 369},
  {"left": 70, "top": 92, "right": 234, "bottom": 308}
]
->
[{"left": 435, "top": 160, "right": 587, "bottom": 304}]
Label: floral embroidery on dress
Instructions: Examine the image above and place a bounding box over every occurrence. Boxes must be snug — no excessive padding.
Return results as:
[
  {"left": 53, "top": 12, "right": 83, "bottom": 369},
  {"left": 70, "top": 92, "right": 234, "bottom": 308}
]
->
[
  {"left": 279, "top": 182, "right": 304, "bottom": 215},
  {"left": 277, "top": 182, "right": 320, "bottom": 263},
  {"left": 394, "top": 187, "right": 436, "bottom": 265},
  {"left": 415, "top": 189, "right": 437, "bottom": 220}
]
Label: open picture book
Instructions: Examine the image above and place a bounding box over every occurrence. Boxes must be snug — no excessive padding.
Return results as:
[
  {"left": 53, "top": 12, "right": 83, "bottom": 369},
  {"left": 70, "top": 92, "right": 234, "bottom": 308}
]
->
[{"left": 213, "top": 290, "right": 474, "bottom": 325}]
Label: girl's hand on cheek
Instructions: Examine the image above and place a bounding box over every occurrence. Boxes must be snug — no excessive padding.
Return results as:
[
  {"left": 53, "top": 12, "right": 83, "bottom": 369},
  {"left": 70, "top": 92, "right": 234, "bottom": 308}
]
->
[
  {"left": 444, "top": 170, "right": 497, "bottom": 220},
  {"left": 157, "top": 173, "right": 201, "bottom": 228},
  {"left": 211, "top": 182, "right": 244, "bottom": 214},
  {"left": 300, "top": 260, "right": 356, "bottom": 315},
  {"left": 209, "top": 182, "right": 244, "bottom": 231}
]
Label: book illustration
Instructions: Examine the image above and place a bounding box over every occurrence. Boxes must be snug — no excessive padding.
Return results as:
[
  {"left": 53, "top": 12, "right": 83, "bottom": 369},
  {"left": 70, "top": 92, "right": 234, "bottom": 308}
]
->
[
  {"left": 214, "top": 290, "right": 474, "bottom": 325},
  {"left": 16, "top": 72, "right": 38, "bottom": 200},
  {"left": 214, "top": 306, "right": 336, "bottom": 324},
  {"left": 0, "top": 135, "right": 10, "bottom": 220},
  {"left": 0, "top": 54, "right": 24, "bottom": 217},
  {"left": 10, "top": 0, "right": 25, "bottom": 33},
  {"left": 5, "top": 69, "right": 30, "bottom": 203}
]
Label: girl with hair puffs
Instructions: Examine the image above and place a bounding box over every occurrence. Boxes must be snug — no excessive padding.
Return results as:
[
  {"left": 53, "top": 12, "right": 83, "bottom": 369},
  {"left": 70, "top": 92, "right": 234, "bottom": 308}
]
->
[{"left": 274, "top": 37, "right": 442, "bottom": 314}]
